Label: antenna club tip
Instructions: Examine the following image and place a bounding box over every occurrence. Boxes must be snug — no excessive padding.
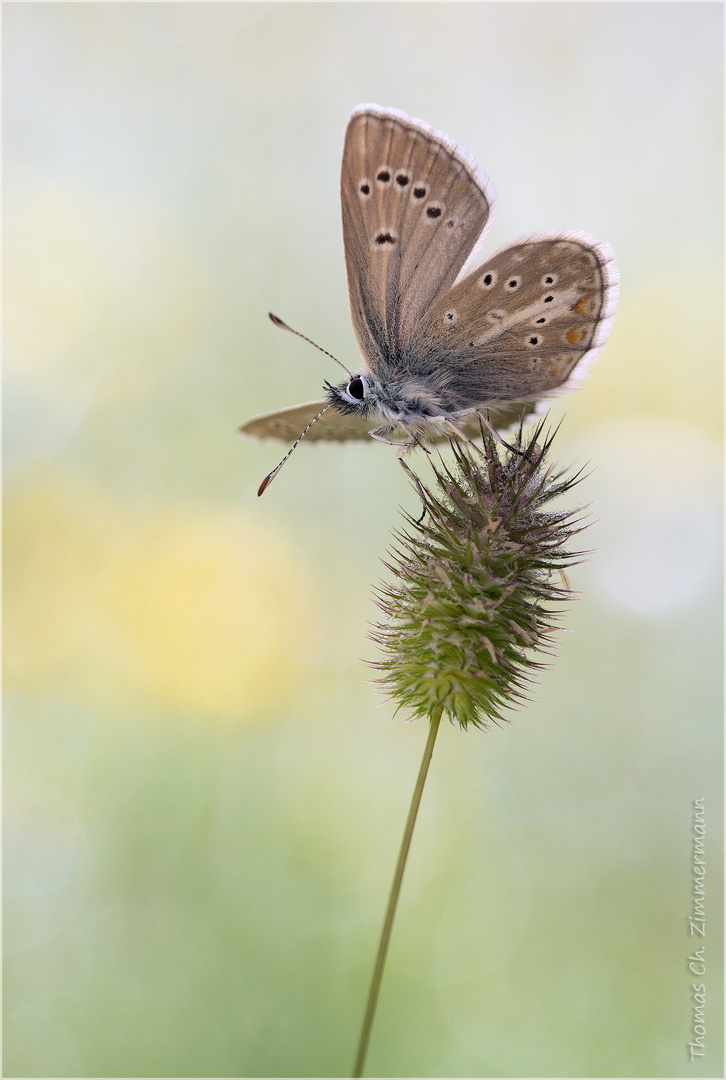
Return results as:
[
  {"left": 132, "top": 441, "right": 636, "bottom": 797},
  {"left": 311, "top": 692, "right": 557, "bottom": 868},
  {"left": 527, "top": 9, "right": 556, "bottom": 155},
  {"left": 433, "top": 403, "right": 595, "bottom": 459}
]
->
[
  {"left": 257, "top": 474, "right": 273, "bottom": 496},
  {"left": 268, "top": 312, "right": 286, "bottom": 328}
]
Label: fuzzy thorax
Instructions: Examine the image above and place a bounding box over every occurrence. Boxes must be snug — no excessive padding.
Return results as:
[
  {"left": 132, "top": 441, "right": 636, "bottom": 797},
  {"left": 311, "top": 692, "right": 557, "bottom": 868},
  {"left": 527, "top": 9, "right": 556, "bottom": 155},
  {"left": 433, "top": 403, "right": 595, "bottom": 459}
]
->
[{"left": 325, "top": 374, "right": 455, "bottom": 441}]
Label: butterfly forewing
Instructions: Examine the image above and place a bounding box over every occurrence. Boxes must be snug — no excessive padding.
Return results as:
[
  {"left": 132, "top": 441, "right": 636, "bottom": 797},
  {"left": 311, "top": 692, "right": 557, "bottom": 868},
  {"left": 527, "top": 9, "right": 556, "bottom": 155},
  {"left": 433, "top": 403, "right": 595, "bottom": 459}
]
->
[
  {"left": 341, "top": 106, "right": 493, "bottom": 373},
  {"left": 401, "top": 236, "right": 617, "bottom": 411},
  {"left": 240, "top": 401, "right": 373, "bottom": 442},
  {"left": 240, "top": 399, "right": 536, "bottom": 443}
]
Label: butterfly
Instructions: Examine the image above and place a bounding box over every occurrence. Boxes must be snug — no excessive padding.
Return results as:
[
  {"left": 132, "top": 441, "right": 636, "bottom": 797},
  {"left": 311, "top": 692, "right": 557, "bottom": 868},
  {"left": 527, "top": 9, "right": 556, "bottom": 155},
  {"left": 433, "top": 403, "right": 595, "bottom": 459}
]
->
[{"left": 241, "top": 104, "right": 618, "bottom": 493}]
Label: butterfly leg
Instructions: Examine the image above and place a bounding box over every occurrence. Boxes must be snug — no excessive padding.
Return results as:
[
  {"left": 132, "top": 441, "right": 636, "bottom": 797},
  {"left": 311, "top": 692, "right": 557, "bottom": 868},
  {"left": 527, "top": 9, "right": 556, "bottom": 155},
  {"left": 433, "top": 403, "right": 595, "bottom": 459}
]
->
[
  {"left": 445, "top": 418, "right": 487, "bottom": 457},
  {"left": 410, "top": 432, "right": 432, "bottom": 455},
  {"left": 472, "top": 411, "right": 530, "bottom": 459},
  {"left": 446, "top": 415, "right": 528, "bottom": 461},
  {"left": 367, "top": 426, "right": 406, "bottom": 447},
  {"left": 397, "top": 456, "right": 430, "bottom": 523},
  {"left": 368, "top": 424, "right": 432, "bottom": 519},
  {"left": 368, "top": 426, "right": 432, "bottom": 461},
  {"left": 368, "top": 425, "right": 419, "bottom": 454}
]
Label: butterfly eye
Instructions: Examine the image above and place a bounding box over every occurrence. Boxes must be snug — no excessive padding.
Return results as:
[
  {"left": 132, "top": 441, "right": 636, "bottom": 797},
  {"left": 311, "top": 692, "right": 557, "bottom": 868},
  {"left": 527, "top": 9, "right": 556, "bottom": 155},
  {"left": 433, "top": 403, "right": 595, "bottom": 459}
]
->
[{"left": 347, "top": 377, "right": 365, "bottom": 400}]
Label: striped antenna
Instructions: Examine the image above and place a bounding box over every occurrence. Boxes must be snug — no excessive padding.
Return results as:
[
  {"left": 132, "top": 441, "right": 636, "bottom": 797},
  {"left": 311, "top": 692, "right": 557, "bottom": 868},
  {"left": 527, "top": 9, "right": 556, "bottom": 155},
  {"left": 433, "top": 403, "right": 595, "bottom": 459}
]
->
[
  {"left": 269, "top": 313, "right": 353, "bottom": 377},
  {"left": 257, "top": 403, "right": 332, "bottom": 495}
]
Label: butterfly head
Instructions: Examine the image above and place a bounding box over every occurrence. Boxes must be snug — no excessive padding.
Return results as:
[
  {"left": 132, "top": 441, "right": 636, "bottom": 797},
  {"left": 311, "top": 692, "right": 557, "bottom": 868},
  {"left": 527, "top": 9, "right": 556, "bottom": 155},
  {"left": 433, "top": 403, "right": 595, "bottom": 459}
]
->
[{"left": 325, "top": 375, "right": 377, "bottom": 418}]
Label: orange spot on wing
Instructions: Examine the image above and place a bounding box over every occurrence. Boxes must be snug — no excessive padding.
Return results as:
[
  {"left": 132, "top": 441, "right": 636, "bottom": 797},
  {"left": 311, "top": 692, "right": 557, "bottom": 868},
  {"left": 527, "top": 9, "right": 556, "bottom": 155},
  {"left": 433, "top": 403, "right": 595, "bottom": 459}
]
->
[
  {"left": 574, "top": 297, "right": 588, "bottom": 314},
  {"left": 567, "top": 328, "right": 580, "bottom": 345}
]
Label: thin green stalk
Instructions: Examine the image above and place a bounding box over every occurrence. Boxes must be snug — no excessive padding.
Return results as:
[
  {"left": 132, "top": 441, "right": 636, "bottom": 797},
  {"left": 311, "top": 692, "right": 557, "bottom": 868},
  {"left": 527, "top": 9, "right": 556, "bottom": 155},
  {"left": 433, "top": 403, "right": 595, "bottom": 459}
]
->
[{"left": 352, "top": 706, "right": 443, "bottom": 1077}]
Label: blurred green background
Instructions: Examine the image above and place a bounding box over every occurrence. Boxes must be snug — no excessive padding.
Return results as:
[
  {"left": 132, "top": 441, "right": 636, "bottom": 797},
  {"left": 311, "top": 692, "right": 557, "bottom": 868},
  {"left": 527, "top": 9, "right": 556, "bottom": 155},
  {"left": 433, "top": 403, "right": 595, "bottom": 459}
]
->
[{"left": 3, "top": 4, "right": 723, "bottom": 1077}]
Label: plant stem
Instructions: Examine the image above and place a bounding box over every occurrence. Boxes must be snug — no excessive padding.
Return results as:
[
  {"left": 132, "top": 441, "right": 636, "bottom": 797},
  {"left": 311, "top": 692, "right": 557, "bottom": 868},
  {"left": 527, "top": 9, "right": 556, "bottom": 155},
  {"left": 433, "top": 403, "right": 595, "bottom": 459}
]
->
[{"left": 352, "top": 706, "right": 443, "bottom": 1077}]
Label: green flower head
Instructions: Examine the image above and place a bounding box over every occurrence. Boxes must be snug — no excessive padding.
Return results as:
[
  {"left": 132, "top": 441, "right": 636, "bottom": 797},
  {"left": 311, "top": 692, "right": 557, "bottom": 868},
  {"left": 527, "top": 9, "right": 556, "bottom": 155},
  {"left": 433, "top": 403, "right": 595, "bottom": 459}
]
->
[{"left": 370, "top": 421, "right": 588, "bottom": 729}]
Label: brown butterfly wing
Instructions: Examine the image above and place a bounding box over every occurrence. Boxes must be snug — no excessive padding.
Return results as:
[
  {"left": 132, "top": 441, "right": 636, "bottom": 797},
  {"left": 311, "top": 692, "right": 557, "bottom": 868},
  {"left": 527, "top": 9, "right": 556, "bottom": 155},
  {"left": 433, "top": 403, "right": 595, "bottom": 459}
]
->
[
  {"left": 400, "top": 235, "right": 619, "bottom": 411},
  {"left": 239, "top": 399, "right": 536, "bottom": 444},
  {"left": 240, "top": 401, "right": 372, "bottom": 442},
  {"left": 341, "top": 105, "right": 493, "bottom": 373}
]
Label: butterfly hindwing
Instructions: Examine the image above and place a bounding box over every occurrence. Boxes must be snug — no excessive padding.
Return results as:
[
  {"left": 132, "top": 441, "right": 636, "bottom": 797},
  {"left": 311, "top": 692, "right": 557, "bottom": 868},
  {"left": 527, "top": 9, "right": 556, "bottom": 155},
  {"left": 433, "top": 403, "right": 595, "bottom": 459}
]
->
[
  {"left": 341, "top": 106, "right": 493, "bottom": 375},
  {"left": 400, "top": 235, "right": 618, "bottom": 411}
]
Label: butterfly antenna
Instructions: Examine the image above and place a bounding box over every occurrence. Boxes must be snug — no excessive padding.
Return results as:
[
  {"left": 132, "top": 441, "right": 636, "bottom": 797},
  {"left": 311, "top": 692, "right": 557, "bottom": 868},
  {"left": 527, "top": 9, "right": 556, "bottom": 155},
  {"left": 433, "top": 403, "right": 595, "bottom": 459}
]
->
[
  {"left": 257, "top": 403, "right": 332, "bottom": 496},
  {"left": 269, "top": 312, "right": 353, "bottom": 377}
]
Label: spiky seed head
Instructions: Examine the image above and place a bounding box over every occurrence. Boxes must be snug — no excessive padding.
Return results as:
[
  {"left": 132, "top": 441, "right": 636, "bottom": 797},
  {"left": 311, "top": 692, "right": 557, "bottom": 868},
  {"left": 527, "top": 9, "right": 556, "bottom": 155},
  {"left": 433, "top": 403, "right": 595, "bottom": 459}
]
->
[{"left": 370, "top": 421, "right": 589, "bottom": 730}]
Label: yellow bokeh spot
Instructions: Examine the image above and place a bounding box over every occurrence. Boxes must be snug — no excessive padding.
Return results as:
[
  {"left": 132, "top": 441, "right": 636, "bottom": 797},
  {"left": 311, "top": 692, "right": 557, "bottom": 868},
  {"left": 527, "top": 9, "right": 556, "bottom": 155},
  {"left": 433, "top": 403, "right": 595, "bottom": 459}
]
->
[
  {"left": 4, "top": 475, "right": 317, "bottom": 723},
  {"left": 4, "top": 177, "right": 208, "bottom": 404}
]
